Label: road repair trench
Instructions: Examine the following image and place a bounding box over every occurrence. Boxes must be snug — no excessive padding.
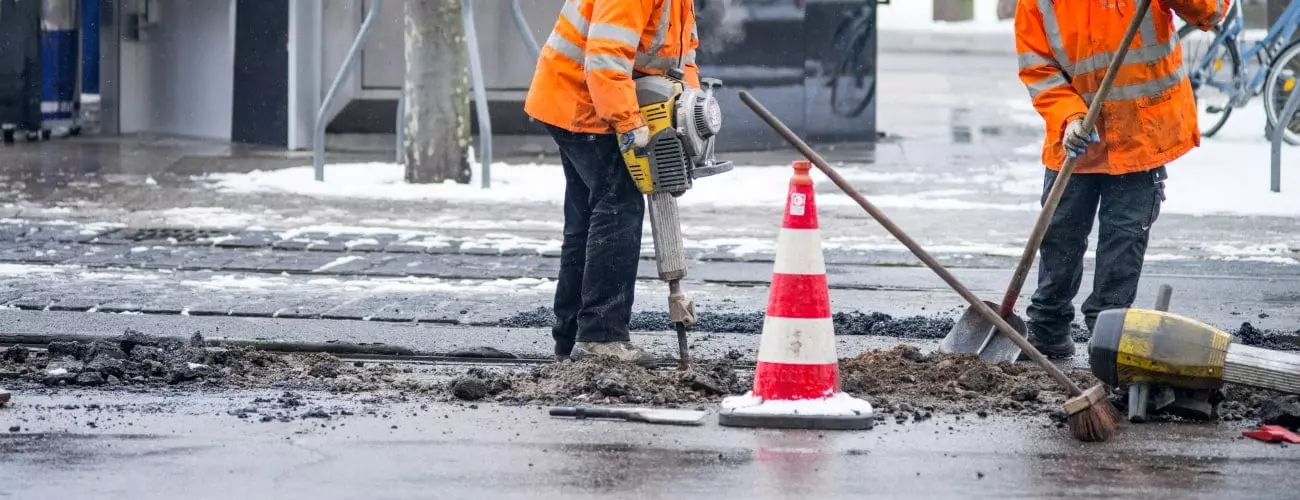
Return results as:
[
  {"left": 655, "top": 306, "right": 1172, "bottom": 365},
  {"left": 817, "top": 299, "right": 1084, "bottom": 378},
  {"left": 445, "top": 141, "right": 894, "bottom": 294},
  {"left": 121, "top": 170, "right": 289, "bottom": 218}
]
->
[{"left": 3, "top": 331, "right": 1298, "bottom": 431}]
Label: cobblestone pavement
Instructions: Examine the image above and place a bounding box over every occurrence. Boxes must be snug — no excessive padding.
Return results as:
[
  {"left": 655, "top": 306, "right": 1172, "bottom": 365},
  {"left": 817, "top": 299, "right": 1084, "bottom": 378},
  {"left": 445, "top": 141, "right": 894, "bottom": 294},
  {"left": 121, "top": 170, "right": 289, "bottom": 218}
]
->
[{"left": 1, "top": 217, "right": 1297, "bottom": 336}]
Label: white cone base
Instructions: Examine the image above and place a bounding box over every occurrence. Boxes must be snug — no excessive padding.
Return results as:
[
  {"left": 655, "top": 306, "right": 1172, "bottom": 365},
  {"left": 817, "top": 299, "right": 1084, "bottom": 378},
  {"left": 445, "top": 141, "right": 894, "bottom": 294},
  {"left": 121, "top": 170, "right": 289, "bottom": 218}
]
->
[{"left": 717, "top": 392, "right": 875, "bottom": 430}]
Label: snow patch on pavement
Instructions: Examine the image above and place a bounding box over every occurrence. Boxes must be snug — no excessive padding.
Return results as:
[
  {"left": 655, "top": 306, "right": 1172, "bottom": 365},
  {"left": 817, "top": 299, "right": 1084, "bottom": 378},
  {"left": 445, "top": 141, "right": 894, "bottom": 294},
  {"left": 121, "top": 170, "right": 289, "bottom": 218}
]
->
[
  {"left": 721, "top": 392, "right": 874, "bottom": 417},
  {"left": 200, "top": 111, "right": 1298, "bottom": 218},
  {"left": 178, "top": 274, "right": 558, "bottom": 295},
  {"left": 315, "top": 256, "right": 365, "bottom": 272},
  {"left": 0, "top": 263, "right": 74, "bottom": 275},
  {"left": 159, "top": 207, "right": 265, "bottom": 228}
]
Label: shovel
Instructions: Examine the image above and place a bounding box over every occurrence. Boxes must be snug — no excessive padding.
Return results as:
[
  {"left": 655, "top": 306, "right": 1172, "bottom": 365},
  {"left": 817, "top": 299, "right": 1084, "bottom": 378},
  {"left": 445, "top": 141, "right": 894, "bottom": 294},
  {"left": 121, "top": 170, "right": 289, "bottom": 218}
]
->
[
  {"left": 937, "top": 0, "right": 1154, "bottom": 363},
  {"left": 548, "top": 406, "right": 708, "bottom": 426}
]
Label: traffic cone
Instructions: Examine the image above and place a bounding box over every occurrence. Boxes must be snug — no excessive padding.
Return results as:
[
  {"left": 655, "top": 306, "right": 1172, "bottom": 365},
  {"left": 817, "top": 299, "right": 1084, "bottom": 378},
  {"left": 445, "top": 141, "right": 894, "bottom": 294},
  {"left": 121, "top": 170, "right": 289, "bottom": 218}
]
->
[{"left": 717, "top": 160, "right": 874, "bottom": 430}]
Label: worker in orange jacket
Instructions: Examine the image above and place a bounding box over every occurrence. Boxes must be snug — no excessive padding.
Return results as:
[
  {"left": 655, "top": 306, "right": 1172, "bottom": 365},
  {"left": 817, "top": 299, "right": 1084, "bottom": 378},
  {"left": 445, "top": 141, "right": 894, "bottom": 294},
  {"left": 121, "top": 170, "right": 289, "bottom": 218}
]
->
[
  {"left": 1015, "top": 0, "right": 1228, "bottom": 358},
  {"left": 525, "top": 0, "right": 700, "bottom": 366}
]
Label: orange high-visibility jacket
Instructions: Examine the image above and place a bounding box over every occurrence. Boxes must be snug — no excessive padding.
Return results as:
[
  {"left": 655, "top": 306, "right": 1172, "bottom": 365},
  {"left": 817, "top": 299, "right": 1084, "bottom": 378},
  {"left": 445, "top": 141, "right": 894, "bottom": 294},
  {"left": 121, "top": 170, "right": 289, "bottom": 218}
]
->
[
  {"left": 1016, "top": 0, "right": 1229, "bottom": 175},
  {"left": 525, "top": 0, "right": 701, "bottom": 136}
]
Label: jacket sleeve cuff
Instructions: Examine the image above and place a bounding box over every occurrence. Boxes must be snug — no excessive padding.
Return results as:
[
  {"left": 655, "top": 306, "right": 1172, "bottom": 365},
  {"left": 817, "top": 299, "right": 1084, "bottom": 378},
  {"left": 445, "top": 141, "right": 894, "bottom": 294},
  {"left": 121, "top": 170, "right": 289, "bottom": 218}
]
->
[
  {"left": 614, "top": 115, "right": 645, "bottom": 135},
  {"left": 1061, "top": 112, "right": 1087, "bottom": 131}
]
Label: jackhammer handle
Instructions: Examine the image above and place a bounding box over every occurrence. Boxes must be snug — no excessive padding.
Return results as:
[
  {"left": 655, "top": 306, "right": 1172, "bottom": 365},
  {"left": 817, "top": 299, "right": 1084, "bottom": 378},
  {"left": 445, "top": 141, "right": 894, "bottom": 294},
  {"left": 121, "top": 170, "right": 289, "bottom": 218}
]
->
[
  {"left": 1000, "top": 0, "right": 1153, "bottom": 317},
  {"left": 738, "top": 91, "right": 1085, "bottom": 398}
]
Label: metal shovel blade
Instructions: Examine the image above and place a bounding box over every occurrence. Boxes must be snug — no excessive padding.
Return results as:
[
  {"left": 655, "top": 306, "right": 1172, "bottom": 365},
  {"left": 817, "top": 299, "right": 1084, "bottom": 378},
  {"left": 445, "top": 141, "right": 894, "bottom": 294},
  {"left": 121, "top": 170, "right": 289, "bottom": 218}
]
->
[
  {"left": 937, "top": 300, "right": 1029, "bottom": 364},
  {"left": 549, "top": 406, "right": 708, "bottom": 426}
]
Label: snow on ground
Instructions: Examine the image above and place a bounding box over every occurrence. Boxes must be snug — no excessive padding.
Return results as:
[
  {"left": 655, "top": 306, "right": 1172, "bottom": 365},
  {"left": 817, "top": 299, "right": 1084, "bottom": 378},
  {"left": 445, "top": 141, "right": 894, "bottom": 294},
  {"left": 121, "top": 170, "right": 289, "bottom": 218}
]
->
[
  {"left": 0, "top": 263, "right": 558, "bottom": 297},
  {"left": 721, "top": 391, "right": 874, "bottom": 417},
  {"left": 203, "top": 107, "right": 1297, "bottom": 218},
  {"left": 200, "top": 160, "right": 1044, "bottom": 212},
  {"left": 1160, "top": 103, "right": 1300, "bottom": 217},
  {"left": 181, "top": 274, "right": 559, "bottom": 296}
]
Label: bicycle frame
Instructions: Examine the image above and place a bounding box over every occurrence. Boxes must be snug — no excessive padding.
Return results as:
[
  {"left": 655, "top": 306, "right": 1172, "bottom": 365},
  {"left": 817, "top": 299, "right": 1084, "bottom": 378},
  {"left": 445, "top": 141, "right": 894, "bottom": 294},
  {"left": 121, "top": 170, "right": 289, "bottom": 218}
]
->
[{"left": 1188, "top": 1, "right": 1300, "bottom": 106}]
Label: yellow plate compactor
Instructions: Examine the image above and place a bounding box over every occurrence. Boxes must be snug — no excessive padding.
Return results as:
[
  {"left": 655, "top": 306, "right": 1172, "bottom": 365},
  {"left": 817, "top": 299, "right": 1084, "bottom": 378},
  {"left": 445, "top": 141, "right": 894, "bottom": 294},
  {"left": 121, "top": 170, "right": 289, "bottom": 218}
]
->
[{"left": 620, "top": 70, "right": 732, "bottom": 367}]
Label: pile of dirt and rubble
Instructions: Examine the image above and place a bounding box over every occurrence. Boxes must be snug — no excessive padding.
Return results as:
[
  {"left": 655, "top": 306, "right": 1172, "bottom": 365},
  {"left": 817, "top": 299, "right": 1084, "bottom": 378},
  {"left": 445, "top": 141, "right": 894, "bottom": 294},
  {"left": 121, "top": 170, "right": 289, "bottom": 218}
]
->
[
  {"left": 444, "top": 357, "right": 751, "bottom": 406},
  {"left": 499, "top": 308, "right": 955, "bottom": 338},
  {"left": 1210, "top": 386, "right": 1300, "bottom": 428},
  {"left": 837, "top": 345, "right": 1100, "bottom": 422},
  {"left": 838, "top": 345, "right": 1300, "bottom": 427},
  {"left": 1231, "top": 323, "right": 1300, "bottom": 352},
  {"left": 0, "top": 330, "right": 401, "bottom": 392}
]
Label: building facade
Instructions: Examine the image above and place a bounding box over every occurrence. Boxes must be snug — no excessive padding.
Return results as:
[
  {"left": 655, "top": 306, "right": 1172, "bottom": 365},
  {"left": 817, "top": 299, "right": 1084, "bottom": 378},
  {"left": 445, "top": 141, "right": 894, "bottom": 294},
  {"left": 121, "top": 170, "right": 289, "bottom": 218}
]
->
[{"left": 85, "top": 0, "right": 878, "bottom": 152}]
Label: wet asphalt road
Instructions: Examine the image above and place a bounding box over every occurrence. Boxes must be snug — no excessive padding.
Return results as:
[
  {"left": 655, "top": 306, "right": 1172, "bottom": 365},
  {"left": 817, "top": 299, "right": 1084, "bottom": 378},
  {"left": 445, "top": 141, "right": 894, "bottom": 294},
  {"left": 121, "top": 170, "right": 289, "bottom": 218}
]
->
[{"left": 3, "top": 389, "right": 1299, "bottom": 500}]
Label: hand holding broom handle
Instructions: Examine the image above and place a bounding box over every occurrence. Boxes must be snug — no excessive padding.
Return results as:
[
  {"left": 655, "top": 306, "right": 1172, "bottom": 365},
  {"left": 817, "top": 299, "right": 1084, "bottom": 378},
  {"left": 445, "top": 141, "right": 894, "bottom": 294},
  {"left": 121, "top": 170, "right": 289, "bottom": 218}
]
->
[
  {"left": 738, "top": 91, "right": 1083, "bottom": 398},
  {"left": 997, "top": 0, "right": 1154, "bottom": 320}
]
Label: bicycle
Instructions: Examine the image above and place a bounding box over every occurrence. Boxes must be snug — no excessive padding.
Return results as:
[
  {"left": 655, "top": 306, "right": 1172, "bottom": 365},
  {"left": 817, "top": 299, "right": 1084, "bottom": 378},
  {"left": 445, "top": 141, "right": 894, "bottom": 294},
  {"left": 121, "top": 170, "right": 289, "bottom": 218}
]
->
[
  {"left": 826, "top": 0, "right": 886, "bottom": 118},
  {"left": 1177, "top": 1, "right": 1300, "bottom": 144}
]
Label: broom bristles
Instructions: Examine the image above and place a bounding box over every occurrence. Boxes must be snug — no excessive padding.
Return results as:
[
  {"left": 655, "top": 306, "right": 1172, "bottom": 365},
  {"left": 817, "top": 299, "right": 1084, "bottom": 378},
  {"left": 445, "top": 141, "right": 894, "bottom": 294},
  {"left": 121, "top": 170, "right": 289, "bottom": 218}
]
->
[{"left": 1066, "top": 388, "right": 1119, "bottom": 443}]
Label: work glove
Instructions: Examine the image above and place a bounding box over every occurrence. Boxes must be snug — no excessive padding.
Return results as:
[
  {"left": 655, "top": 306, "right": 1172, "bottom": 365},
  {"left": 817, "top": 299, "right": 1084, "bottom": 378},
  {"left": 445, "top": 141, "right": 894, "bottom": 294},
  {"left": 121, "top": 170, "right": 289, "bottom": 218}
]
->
[
  {"left": 619, "top": 125, "right": 650, "bottom": 153},
  {"left": 1063, "top": 118, "right": 1100, "bottom": 158}
]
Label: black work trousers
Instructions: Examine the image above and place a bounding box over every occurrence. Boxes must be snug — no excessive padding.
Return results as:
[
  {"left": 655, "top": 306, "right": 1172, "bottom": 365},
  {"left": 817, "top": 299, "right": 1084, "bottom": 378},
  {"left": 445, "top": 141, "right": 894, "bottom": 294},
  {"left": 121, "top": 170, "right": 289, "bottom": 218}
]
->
[
  {"left": 546, "top": 124, "right": 645, "bottom": 357},
  {"left": 1026, "top": 166, "right": 1167, "bottom": 342}
]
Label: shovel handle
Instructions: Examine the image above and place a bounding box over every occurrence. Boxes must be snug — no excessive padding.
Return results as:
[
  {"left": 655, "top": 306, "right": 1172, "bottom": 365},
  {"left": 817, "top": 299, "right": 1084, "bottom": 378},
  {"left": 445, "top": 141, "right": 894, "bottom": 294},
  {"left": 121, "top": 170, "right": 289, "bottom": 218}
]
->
[
  {"left": 1000, "top": 0, "right": 1153, "bottom": 316},
  {"left": 738, "top": 91, "right": 1085, "bottom": 398}
]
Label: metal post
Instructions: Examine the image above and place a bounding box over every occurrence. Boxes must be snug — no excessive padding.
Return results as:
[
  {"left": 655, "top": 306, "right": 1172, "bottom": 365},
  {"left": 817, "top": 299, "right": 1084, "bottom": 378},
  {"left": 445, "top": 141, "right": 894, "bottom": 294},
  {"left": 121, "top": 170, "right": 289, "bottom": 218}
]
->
[
  {"left": 1271, "top": 86, "right": 1299, "bottom": 193},
  {"left": 396, "top": 90, "right": 404, "bottom": 164},
  {"left": 314, "top": 0, "right": 382, "bottom": 182},
  {"left": 510, "top": 0, "right": 540, "bottom": 59},
  {"left": 462, "top": 0, "right": 491, "bottom": 188}
]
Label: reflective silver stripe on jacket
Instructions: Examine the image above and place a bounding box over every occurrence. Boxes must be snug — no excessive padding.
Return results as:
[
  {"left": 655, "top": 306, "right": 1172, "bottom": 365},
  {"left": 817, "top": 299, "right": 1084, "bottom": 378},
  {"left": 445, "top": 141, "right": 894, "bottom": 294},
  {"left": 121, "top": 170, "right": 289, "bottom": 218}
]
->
[
  {"left": 589, "top": 22, "right": 640, "bottom": 47},
  {"left": 1018, "top": 52, "right": 1057, "bottom": 70},
  {"left": 1139, "top": 8, "right": 1158, "bottom": 48},
  {"left": 635, "top": 51, "right": 682, "bottom": 70},
  {"left": 560, "top": 0, "right": 588, "bottom": 35},
  {"left": 649, "top": 0, "right": 673, "bottom": 54},
  {"left": 1071, "top": 38, "right": 1175, "bottom": 77},
  {"left": 543, "top": 1, "right": 590, "bottom": 65},
  {"left": 1082, "top": 65, "right": 1186, "bottom": 103},
  {"left": 1036, "top": 0, "right": 1072, "bottom": 74},
  {"left": 585, "top": 53, "right": 634, "bottom": 74},
  {"left": 1026, "top": 73, "right": 1070, "bottom": 99},
  {"left": 545, "top": 31, "right": 585, "bottom": 64}
]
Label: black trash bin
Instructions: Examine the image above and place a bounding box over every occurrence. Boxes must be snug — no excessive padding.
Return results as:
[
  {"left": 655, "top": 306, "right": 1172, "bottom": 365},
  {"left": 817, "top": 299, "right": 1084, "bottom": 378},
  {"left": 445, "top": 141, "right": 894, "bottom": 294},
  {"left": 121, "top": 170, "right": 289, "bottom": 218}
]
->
[{"left": 0, "top": 0, "right": 45, "bottom": 143}]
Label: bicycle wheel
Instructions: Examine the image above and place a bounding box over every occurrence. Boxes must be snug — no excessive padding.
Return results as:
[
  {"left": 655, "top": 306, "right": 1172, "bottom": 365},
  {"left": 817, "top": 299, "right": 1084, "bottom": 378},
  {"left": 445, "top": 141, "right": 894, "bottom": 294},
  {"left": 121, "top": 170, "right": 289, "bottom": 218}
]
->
[
  {"left": 1178, "top": 24, "right": 1239, "bottom": 138},
  {"left": 1262, "top": 40, "right": 1300, "bottom": 146},
  {"left": 829, "top": 29, "right": 875, "bottom": 119}
]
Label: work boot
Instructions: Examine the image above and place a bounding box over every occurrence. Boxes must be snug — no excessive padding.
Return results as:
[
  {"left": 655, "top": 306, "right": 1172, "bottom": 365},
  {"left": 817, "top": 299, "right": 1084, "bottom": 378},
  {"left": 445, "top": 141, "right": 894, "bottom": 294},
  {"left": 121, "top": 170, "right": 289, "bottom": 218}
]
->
[
  {"left": 1020, "top": 327, "right": 1075, "bottom": 360},
  {"left": 569, "top": 341, "right": 656, "bottom": 367}
]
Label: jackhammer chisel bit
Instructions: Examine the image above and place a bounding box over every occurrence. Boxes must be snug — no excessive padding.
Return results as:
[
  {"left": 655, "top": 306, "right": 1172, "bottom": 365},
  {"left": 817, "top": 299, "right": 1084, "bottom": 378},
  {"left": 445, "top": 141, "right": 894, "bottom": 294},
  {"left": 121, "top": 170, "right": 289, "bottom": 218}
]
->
[{"left": 648, "top": 192, "right": 695, "bottom": 369}]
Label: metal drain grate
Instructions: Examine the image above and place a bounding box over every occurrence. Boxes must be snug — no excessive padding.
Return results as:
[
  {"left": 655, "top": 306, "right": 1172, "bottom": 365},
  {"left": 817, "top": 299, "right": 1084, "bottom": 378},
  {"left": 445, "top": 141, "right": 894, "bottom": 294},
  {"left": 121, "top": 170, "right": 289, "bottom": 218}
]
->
[{"left": 117, "top": 227, "right": 230, "bottom": 243}]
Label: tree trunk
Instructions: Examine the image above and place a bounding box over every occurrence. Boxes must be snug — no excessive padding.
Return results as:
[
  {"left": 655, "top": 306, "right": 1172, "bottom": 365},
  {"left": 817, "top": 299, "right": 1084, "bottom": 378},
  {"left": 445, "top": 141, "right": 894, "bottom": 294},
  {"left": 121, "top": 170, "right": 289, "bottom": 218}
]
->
[{"left": 404, "top": 0, "right": 471, "bottom": 184}]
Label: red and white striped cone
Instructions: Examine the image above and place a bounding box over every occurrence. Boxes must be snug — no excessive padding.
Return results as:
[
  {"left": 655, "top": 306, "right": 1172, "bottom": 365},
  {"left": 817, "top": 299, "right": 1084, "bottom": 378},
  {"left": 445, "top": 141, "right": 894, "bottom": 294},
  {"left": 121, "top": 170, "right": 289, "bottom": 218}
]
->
[{"left": 718, "top": 160, "right": 874, "bottom": 430}]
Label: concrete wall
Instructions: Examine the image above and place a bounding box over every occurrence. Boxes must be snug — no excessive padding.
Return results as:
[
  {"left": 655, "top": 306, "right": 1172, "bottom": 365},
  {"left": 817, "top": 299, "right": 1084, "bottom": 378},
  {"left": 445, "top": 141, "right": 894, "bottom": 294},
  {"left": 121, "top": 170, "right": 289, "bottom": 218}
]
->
[{"left": 118, "top": 0, "right": 235, "bottom": 140}]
